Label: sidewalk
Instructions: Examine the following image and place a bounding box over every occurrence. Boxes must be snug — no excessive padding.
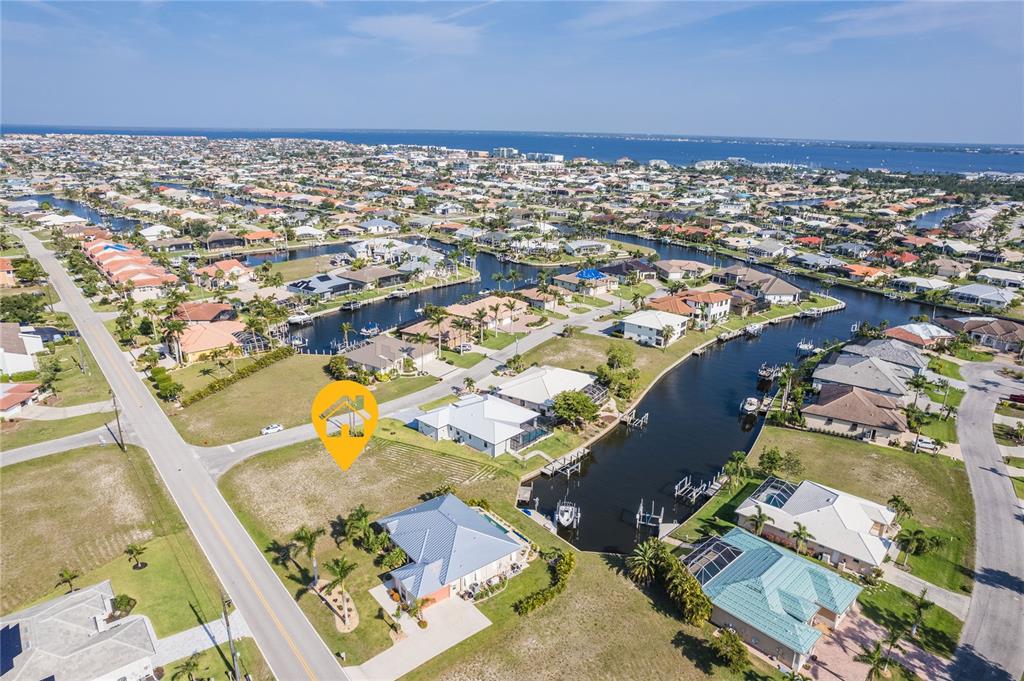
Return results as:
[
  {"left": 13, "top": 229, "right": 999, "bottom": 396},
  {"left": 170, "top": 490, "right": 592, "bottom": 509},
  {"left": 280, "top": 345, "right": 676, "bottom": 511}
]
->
[
  {"left": 153, "top": 611, "right": 251, "bottom": 667},
  {"left": 19, "top": 399, "right": 111, "bottom": 420},
  {"left": 880, "top": 562, "right": 971, "bottom": 621}
]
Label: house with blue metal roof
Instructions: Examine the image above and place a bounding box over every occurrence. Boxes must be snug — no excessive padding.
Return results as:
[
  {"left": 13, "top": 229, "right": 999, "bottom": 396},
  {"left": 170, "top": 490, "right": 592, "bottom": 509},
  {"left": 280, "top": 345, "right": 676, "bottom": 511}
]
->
[
  {"left": 377, "top": 495, "right": 529, "bottom": 606},
  {"left": 682, "top": 527, "right": 861, "bottom": 671}
]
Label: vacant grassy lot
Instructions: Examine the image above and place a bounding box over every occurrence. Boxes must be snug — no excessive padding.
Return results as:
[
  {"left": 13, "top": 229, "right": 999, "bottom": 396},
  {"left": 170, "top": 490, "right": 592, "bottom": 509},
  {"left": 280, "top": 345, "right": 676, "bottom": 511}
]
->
[
  {"left": 479, "top": 330, "right": 525, "bottom": 351},
  {"left": 166, "top": 356, "right": 259, "bottom": 394},
  {"left": 0, "top": 445, "right": 223, "bottom": 635},
  {"left": 439, "top": 349, "right": 486, "bottom": 367},
  {"left": 950, "top": 347, "right": 995, "bottom": 362},
  {"left": 671, "top": 478, "right": 765, "bottom": 543},
  {"left": 220, "top": 437, "right": 780, "bottom": 679},
  {"left": 928, "top": 357, "right": 963, "bottom": 380},
  {"left": 161, "top": 637, "right": 272, "bottom": 681},
  {"left": 46, "top": 339, "right": 111, "bottom": 406},
  {"left": 272, "top": 256, "right": 329, "bottom": 282},
  {"left": 610, "top": 282, "right": 656, "bottom": 301},
  {"left": 752, "top": 427, "right": 975, "bottom": 593},
  {"left": 857, "top": 582, "right": 963, "bottom": 658},
  {"left": 371, "top": 374, "right": 439, "bottom": 403},
  {"left": 1, "top": 410, "right": 113, "bottom": 450}
]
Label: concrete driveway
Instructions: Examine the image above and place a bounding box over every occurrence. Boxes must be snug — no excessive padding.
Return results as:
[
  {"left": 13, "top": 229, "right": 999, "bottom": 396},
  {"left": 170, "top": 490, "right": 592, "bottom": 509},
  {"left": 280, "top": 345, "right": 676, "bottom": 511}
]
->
[
  {"left": 808, "top": 606, "right": 952, "bottom": 681},
  {"left": 346, "top": 586, "right": 490, "bottom": 681}
]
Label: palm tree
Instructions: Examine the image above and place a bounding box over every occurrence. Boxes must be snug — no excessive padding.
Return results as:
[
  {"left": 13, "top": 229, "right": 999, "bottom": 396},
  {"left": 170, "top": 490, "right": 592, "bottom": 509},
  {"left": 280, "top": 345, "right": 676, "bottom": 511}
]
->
[
  {"left": 781, "top": 671, "right": 808, "bottom": 681},
  {"left": 160, "top": 318, "right": 187, "bottom": 364},
  {"left": 345, "top": 505, "right": 375, "bottom": 547},
  {"left": 124, "top": 543, "right": 147, "bottom": 569},
  {"left": 412, "top": 332, "right": 430, "bottom": 370},
  {"left": 340, "top": 321, "right": 354, "bottom": 348},
  {"left": 491, "top": 271, "right": 505, "bottom": 291},
  {"left": 504, "top": 299, "right": 517, "bottom": 323},
  {"left": 463, "top": 376, "right": 476, "bottom": 393},
  {"left": 626, "top": 538, "right": 664, "bottom": 585},
  {"left": 407, "top": 596, "right": 433, "bottom": 623},
  {"left": 789, "top": 522, "right": 814, "bottom": 554},
  {"left": 172, "top": 652, "right": 201, "bottom": 681},
  {"left": 881, "top": 626, "right": 905, "bottom": 671},
  {"left": 632, "top": 293, "right": 645, "bottom": 311},
  {"left": 887, "top": 495, "right": 913, "bottom": 524},
  {"left": 56, "top": 567, "right": 80, "bottom": 593},
  {"left": 854, "top": 642, "right": 887, "bottom": 681},
  {"left": 291, "top": 525, "right": 326, "bottom": 585},
  {"left": 907, "top": 374, "right": 929, "bottom": 409},
  {"left": 909, "top": 588, "right": 932, "bottom": 638},
  {"left": 750, "top": 505, "right": 774, "bottom": 537},
  {"left": 472, "top": 308, "right": 488, "bottom": 343},
  {"left": 658, "top": 324, "right": 676, "bottom": 348},
  {"left": 427, "top": 310, "right": 448, "bottom": 354},
  {"left": 322, "top": 556, "right": 358, "bottom": 625},
  {"left": 896, "top": 528, "right": 927, "bottom": 566}
]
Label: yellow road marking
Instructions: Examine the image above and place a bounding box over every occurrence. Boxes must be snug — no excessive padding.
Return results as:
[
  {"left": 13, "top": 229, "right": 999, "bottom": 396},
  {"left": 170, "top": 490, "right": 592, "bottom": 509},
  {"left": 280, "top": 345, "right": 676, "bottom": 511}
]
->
[{"left": 192, "top": 487, "right": 319, "bottom": 681}]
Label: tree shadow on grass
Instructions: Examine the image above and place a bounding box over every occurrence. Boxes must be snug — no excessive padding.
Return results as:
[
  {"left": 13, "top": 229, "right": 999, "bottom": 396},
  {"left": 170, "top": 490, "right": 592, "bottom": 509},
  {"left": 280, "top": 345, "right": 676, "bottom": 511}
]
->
[{"left": 598, "top": 552, "right": 679, "bottom": 620}]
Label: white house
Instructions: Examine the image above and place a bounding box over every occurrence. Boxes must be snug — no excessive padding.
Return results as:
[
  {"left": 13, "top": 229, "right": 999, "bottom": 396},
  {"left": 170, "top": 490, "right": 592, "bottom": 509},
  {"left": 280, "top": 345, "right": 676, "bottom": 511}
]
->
[
  {"left": 735, "top": 478, "right": 898, "bottom": 574},
  {"left": 621, "top": 309, "right": 689, "bottom": 347},
  {"left": 433, "top": 201, "right": 465, "bottom": 216},
  {"left": 564, "top": 240, "right": 611, "bottom": 256},
  {"left": 138, "top": 224, "right": 176, "bottom": 241},
  {"left": 950, "top": 283, "right": 1016, "bottom": 309},
  {"left": 415, "top": 394, "right": 545, "bottom": 456},
  {"left": 0, "top": 322, "right": 45, "bottom": 374},
  {"left": 977, "top": 268, "right": 1024, "bottom": 289},
  {"left": 494, "top": 365, "right": 596, "bottom": 416}
]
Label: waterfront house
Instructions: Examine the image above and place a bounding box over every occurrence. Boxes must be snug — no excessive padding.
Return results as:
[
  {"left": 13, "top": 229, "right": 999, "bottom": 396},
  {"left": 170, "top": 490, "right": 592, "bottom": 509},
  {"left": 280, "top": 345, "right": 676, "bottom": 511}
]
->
[
  {"left": 735, "top": 478, "right": 898, "bottom": 575},
  {"left": 194, "top": 258, "right": 254, "bottom": 289},
  {"left": 949, "top": 283, "right": 1016, "bottom": 309},
  {"left": 891, "top": 276, "right": 951, "bottom": 294},
  {"left": 293, "top": 225, "right": 327, "bottom": 241},
  {"left": 447, "top": 295, "right": 529, "bottom": 329},
  {"left": 494, "top": 365, "right": 598, "bottom": 416},
  {"left": 713, "top": 265, "right": 802, "bottom": 305},
  {"left": 400, "top": 316, "right": 473, "bottom": 349},
  {"left": 377, "top": 494, "right": 528, "bottom": 606},
  {"left": 243, "top": 229, "right": 285, "bottom": 246},
  {"left": 202, "top": 230, "right": 244, "bottom": 250},
  {"left": 0, "top": 580, "right": 158, "bottom": 681},
  {"left": 150, "top": 236, "right": 194, "bottom": 253},
  {"left": 976, "top": 268, "right": 1024, "bottom": 289},
  {"left": 840, "top": 338, "right": 928, "bottom": 375},
  {"left": 174, "top": 320, "right": 246, "bottom": 363},
  {"left": 553, "top": 269, "right": 617, "bottom": 295},
  {"left": 747, "top": 238, "right": 793, "bottom": 259},
  {"left": 342, "top": 335, "right": 436, "bottom": 374},
  {"left": 599, "top": 258, "right": 657, "bottom": 283},
  {"left": 415, "top": 394, "right": 546, "bottom": 456},
  {"left": 647, "top": 294, "right": 697, "bottom": 318},
  {"left": 676, "top": 290, "right": 731, "bottom": 323},
  {"left": 883, "top": 322, "right": 954, "bottom": 349},
  {"left": 341, "top": 266, "right": 406, "bottom": 290},
  {"left": 654, "top": 259, "right": 714, "bottom": 281},
  {"left": 935, "top": 316, "right": 1024, "bottom": 353},
  {"left": 286, "top": 273, "right": 359, "bottom": 300},
  {"left": 0, "top": 323, "right": 46, "bottom": 374},
  {"left": 682, "top": 528, "right": 861, "bottom": 672},
  {"left": 139, "top": 224, "right": 176, "bottom": 241},
  {"left": 171, "top": 301, "right": 237, "bottom": 324},
  {"left": 840, "top": 263, "right": 886, "bottom": 283},
  {"left": 801, "top": 384, "right": 908, "bottom": 441},
  {"left": 359, "top": 217, "right": 400, "bottom": 234},
  {"left": 563, "top": 239, "right": 611, "bottom": 257},
  {"left": 519, "top": 287, "right": 559, "bottom": 311},
  {"left": 812, "top": 355, "right": 911, "bottom": 401},
  {"left": 621, "top": 309, "right": 688, "bottom": 347},
  {"left": 789, "top": 252, "right": 842, "bottom": 271}
]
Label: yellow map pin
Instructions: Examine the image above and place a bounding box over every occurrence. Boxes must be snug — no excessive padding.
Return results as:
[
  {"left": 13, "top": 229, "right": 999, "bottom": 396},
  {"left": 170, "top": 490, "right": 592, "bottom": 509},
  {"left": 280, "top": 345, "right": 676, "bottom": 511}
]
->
[{"left": 311, "top": 380, "right": 379, "bottom": 471}]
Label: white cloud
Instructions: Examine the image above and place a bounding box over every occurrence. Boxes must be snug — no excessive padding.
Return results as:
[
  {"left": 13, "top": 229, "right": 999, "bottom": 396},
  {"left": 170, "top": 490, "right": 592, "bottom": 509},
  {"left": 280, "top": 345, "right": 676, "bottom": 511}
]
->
[
  {"left": 566, "top": 1, "right": 749, "bottom": 39},
  {"left": 347, "top": 13, "right": 482, "bottom": 55}
]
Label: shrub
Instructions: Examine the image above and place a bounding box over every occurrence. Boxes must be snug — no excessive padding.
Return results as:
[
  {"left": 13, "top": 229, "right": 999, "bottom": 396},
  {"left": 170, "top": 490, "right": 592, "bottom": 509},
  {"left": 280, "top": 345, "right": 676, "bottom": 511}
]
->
[
  {"left": 513, "top": 550, "right": 576, "bottom": 615},
  {"left": 179, "top": 347, "right": 294, "bottom": 406}
]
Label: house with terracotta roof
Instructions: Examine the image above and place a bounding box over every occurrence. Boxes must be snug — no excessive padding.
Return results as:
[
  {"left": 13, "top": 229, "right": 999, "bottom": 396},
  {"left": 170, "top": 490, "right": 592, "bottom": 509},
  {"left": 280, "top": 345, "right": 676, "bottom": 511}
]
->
[
  {"left": 0, "top": 381, "right": 42, "bottom": 417},
  {"left": 883, "top": 323, "right": 954, "bottom": 349},
  {"left": 242, "top": 229, "right": 284, "bottom": 245},
  {"left": 0, "top": 257, "right": 15, "bottom": 288},
  {"left": 194, "top": 259, "right": 254, "bottom": 289},
  {"left": 173, "top": 320, "right": 246, "bottom": 363},
  {"left": 647, "top": 294, "right": 697, "bottom": 317},
  {"left": 841, "top": 263, "right": 886, "bottom": 283},
  {"left": 676, "top": 290, "right": 732, "bottom": 323},
  {"left": 171, "top": 302, "right": 237, "bottom": 324}
]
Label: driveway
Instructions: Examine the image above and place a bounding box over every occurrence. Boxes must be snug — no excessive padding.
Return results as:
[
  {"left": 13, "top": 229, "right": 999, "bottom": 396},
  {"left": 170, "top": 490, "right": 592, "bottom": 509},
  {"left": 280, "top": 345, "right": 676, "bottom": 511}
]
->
[
  {"left": 808, "top": 606, "right": 952, "bottom": 681},
  {"left": 345, "top": 586, "right": 490, "bottom": 681}
]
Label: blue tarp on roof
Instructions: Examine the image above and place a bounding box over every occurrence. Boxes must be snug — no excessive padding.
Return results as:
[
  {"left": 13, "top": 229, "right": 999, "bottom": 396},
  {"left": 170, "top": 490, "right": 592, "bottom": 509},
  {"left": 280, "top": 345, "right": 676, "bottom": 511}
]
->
[{"left": 576, "top": 268, "right": 605, "bottom": 280}]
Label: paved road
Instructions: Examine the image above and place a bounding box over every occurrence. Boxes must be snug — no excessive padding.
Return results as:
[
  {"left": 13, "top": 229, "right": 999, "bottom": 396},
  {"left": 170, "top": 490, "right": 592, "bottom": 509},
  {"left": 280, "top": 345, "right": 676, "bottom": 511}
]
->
[
  {"left": 1, "top": 423, "right": 120, "bottom": 466},
  {"left": 16, "top": 230, "right": 348, "bottom": 681},
  {"left": 952, "top": 361, "right": 1024, "bottom": 681}
]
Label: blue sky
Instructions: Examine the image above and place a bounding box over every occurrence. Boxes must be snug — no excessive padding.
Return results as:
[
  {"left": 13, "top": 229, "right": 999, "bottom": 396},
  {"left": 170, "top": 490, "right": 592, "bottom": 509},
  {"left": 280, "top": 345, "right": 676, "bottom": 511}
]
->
[{"left": 3, "top": 1, "right": 1022, "bottom": 144}]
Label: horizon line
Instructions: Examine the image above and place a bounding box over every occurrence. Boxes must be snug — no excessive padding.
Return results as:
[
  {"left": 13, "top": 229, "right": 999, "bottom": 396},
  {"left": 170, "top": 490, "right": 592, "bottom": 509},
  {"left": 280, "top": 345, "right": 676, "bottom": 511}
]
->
[{"left": 3, "top": 123, "right": 1022, "bottom": 150}]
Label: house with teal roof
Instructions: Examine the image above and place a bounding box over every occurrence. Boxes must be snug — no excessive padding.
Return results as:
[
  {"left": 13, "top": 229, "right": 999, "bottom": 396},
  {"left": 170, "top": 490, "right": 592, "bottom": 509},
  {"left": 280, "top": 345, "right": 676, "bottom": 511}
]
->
[{"left": 682, "top": 527, "right": 861, "bottom": 671}]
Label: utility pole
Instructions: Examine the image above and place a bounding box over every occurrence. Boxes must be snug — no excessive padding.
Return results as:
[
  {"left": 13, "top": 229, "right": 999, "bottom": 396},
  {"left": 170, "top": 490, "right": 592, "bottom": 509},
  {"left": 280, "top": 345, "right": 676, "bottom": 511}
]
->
[
  {"left": 110, "top": 389, "right": 125, "bottom": 452},
  {"left": 222, "top": 593, "right": 240, "bottom": 681}
]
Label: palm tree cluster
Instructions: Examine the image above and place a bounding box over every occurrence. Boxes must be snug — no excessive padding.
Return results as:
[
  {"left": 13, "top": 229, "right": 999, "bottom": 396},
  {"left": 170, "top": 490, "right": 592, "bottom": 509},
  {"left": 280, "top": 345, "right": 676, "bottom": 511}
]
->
[{"left": 625, "top": 538, "right": 712, "bottom": 627}]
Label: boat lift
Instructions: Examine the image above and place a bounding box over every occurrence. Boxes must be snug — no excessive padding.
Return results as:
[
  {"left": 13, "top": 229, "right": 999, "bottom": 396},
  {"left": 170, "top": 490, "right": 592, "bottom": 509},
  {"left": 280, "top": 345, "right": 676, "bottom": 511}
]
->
[
  {"left": 635, "top": 498, "right": 664, "bottom": 529},
  {"left": 620, "top": 409, "right": 649, "bottom": 428}
]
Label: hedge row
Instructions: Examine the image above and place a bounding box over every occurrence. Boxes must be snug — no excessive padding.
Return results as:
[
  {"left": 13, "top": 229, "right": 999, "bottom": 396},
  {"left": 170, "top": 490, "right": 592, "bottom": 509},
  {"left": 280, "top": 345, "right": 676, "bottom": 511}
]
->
[
  {"left": 513, "top": 549, "right": 576, "bottom": 615},
  {"left": 179, "top": 346, "right": 295, "bottom": 407}
]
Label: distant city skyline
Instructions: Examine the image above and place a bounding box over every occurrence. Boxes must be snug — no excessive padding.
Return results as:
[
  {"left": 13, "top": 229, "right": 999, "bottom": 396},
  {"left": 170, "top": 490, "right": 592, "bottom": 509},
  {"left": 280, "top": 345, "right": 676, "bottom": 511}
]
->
[{"left": 3, "top": 1, "right": 1022, "bottom": 145}]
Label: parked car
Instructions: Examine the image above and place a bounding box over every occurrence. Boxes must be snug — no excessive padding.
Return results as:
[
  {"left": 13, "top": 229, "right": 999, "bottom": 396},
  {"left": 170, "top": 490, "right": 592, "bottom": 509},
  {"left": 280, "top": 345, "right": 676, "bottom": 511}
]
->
[
  {"left": 260, "top": 423, "right": 284, "bottom": 435},
  {"left": 456, "top": 343, "right": 473, "bottom": 353},
  {"left": 1008, "top": 394, "right": 1024, "bottom": 405},
  {"left": 915, "top": 435, "right": 938, "bottom": 453}
]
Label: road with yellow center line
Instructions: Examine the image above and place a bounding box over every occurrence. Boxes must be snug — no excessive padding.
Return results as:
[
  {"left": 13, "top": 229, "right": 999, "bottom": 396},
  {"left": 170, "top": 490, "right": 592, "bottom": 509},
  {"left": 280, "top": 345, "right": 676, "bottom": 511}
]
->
[{"left": 15, "top": 229, "right": 349, "bottom": 681}]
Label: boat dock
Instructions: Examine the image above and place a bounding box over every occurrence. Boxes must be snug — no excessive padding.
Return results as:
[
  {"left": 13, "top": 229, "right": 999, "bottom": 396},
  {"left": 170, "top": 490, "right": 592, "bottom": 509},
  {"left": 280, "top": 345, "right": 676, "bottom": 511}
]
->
[
  {"left": 636, "top": 499, "right": 664, "bottom": 529},
  {"left": 540, "top": 447, "right": 591, "bottom": 477},
  {"left": 620, "top": 409, "right": 649, "bottom": 428}
]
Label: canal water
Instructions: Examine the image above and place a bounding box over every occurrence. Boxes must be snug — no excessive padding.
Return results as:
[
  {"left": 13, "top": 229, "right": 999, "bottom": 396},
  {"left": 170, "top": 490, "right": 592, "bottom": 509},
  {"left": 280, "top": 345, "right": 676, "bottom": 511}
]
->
[{"left": 24, "top": 193, "right": 932, "bottom": 552}]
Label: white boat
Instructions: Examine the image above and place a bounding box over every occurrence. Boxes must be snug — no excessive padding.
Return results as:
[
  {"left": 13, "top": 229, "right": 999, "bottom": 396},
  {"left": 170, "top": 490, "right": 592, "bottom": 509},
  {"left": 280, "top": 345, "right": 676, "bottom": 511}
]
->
[
  {"left": 387, "top": 288, "right": 410, "bottom": 299},
  {"left": 414, "top": 307, "right": 424, "bottom": 315},
  {"left": 556, "top": 501, "right": 580, "bottom": 528},
  {"left": 740, "top": 397, "right": 760, "bottom": 414},
  {"left": 796, "top": 338, "right": 815, "bottom": 355},
  {"left": 287, "top": 312, "right": 313, "bottom": 326},
  {"left": 340, "top": 300, "right": 364, "bottom": 311},
  {"left": 359, "top": 323, "right": 380, "bottom": 337},
  {"left": 289, "top": 335, "right": 307, "bottom": 347},
  {"left": 744, "top": 323, "right": 765, "bottom": 336}
]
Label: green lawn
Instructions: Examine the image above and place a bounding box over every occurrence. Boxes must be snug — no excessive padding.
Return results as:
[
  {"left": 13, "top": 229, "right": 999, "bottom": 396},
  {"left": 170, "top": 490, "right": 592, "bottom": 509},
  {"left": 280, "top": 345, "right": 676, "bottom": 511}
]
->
[
  {"left": 671, "top": 478, "right": 764, "bottom": 543},
  {"left": 611, "top": 282, "right": 656, "bottom": 301},
  {"left": 219, "top": 437, "right": 781, "bottom": 680},
  {"left": 165, "top": 356, "right": 259, "bottom": 394},
  {"left": 0, "top": 445, "right": 224, "bottom": 636},
  {"left": 925, "top": 384, "right": 964, "bottom": 409},
  {"left": 370, "top": 374, "right": 438, "bottom": 403},
  {"left": 1003, "top": 456, "right": 1024, "bottom": 468},
  {"left": 1012, "top": 478, "right": 1024, "bottom": 500},
  {"left": 272, "top": 256, "right": 329, "bottom": 282},
  {"left": 418, "top": 393, "right": 459, "bottom": 410},
  {"left": 570, "top": 294, "right": 611, "bottom": 308},
  {"left": 993, "top": 423, "right": 1022, "bottom": 447},
  {"left": 918, "top": 415, "right": 958, "bottom": 443},
  {"left": 479, "top": 330, "right": 526, "bottom": 351},
  {"left": 439, "top": 349, "right": 486, "bottom": 368},
  {"left": 168, "top": 354, "right": 332, "bottom": 445},
  {"left": 951, "top": 347, "right": 995, "bottom": 362},
  {"left": 928, "top": 357, "right": 963, "bottom": 380},
  {"left": 160, "top": 637, "right": 273, "bottom": 681},
  {"left": 376, "top": 418, "right": 538, "bottom": 477},
  {"left": 856, "top": 582, "right": 963, "bottom": 658},
  {"left": 45, "top": 340, "right": 111, "bottom": 406},
  {"left": 529, "top": 427, "right": 584, "bottom": 460},
  {"left": 751, "top": 427, "right": 975, "bottom": 593},
  {"left": 0, "top": 410, "right": 113, "bottom": 450},
  {"left": 996, "top": 401, "right": 1024, "bottom": 418}
]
